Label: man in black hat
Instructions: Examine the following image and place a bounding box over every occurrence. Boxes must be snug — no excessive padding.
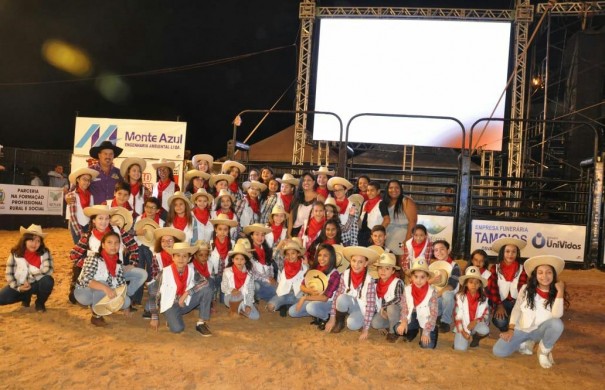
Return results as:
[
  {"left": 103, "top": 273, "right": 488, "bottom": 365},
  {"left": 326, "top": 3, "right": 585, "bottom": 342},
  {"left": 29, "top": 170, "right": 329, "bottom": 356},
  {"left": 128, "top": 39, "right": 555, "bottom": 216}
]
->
[{"left": 88, "top": 140, "right": 124, "bottom": 204}]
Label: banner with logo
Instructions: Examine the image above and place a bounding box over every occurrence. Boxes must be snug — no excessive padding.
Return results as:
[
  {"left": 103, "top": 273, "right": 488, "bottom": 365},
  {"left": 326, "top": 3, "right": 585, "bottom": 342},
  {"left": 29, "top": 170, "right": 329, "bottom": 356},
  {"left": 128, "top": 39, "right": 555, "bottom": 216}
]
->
[
  {"left": 73, "top": 117, "right": 187, "bottom": 159},
  {"left": 418, "top": 214, "right": 454, "bottom": 244},
  {"left": 471, "top": 220, "right": 586, "bottom": 262},
  {"left": 0, "top": 184, "right": 64, "bottom": 215}
]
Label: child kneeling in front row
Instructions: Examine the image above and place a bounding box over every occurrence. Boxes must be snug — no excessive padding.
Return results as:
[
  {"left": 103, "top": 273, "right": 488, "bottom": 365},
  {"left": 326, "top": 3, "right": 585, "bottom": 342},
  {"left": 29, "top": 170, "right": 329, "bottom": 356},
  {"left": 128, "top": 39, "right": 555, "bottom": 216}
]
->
[
  {"left": 453, "top": 266, "right": 490, "bottom": 351},
  {"left": 370, "top": 253, "right": 405, "bottom": 343},
  {"left": 395, "top": 259, "right": 439, "bottom": 349}
]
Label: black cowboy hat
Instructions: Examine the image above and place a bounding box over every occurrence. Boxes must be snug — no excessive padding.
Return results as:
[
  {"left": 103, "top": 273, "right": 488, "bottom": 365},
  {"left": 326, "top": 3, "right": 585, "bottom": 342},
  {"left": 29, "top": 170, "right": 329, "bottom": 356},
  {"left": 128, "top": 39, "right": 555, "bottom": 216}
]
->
[{"left": 89, "top": 140, "right": 123, "bottom": 159}]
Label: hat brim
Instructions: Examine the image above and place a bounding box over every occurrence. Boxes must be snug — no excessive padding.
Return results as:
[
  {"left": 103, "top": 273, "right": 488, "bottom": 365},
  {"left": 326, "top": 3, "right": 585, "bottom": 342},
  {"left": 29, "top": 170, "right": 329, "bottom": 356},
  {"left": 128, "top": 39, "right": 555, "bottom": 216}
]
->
[
  {"left": 210, "top": 174, "right": 234, "bottom": 187},
  {"left": 83, "top": 206, "right": 115, "bottom": 218},
  {"left": 342, "top": 246, "right": 380, "bottom": 263},
  {"left": 277, "top": 178, "right": 299, "bottom": 186},
  {"left": 93, "top": 284, "right": 127, "bottom": 316},
  {"left": 491, "top": 237, "right": 527, "bottom": 253},
  {"left": 151, "top": 161, "right": 176, "bottom": 170},
  {"left": 110, "top": 207, "right": 133, "bottom": 231},
  {"left": 89, "top": 142, "right": 123, "bottom": 159},
  {"left": 153, "top": 227, "right": 186, "bottom": 242},
  {"left": 459, "top": 274, "right": 488, "bottom": 288},
  {"left": 209, "top": 217, "right": 238, "bottom": 227},
  {"left": 523, "top": 255, "right": 565, "bottom": 277},
  {"left": 305, "top": 270, "right": 329, "bottom": 294},
  {"left": 166, "top": 246, "right": 198, "bottom": 255},
  {"left": 185, "top": 170, "right": 211, "bottom": 182},
  {"left": 69, "top": 168, "right": 99, "bottom": 185},
  {"left": 192, "top": 154, "right": 214, "bottom": 168},
  {"left": 243, "top": 224, "right": 272, "bottom": 235},
  {"left": 120, "top": 157, "right": 146, "bottom": 178},
  {"left": 19, "top": 226, "right": 48, "bottom": 238},
  {"left": 222, "top": 161, "right": 246, "bottom": 174},
  {"left": 191, "top": 191, "right": 214, "bottom": 205},
  {"left": 327, "top": 177, "right": 353, "bottom": 191}
]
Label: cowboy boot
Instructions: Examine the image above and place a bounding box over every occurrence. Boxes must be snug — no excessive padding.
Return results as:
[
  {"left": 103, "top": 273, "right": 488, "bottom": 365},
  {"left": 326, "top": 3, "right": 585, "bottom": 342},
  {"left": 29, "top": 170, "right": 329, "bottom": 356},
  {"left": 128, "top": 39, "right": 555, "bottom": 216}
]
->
[
  {"left": 538, "top": 341, "right": 555, "bottom": 369},
  {"left": 331, "top": 311, "right": 347, "bottom": 334},
  {"left": 518, "top": 340, "right": 535, "bottom": 355},
  {"left": 470, "top": 333, "right": 489, "bottom": 348}
]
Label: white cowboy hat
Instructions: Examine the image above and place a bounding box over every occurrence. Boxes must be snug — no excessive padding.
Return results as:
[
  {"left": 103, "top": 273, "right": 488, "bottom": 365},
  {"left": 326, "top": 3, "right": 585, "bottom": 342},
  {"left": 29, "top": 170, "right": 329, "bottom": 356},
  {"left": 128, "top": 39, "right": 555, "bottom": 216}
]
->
[
  {"left": 312, "top": 166, "right": 335, "bottom": 176},
  {"left": 151, "top": 158, "right": 176, "bottom": 170},
  {"left": 19, "top": 224, "right": 48, "bottom": 238},
  {"left": 191, "top": 154, "right": 214, "bottom": 168},
  {"left": 458, "top": 265, "right": 488, "bottom": 287},
  {"left": 305, "top": 270, "right": 329, "bottom": 294},
  {"left": 327, "top": 177, "right": 353, "bottom": 191},
  {"left": 221, "top": 160, "right": 246, "bottom": 174},
  {"left": 271, "top": 204, "right": 288, "bottom": 216},
  {"left": 348, "top": 194, "right": 364, "bottom": 208},
  {"left": 134, "top": 218, "right": 159, "bottom": 247},
  {"left": 242, "top": 180, "right": 267, "bottom": 193},
  {"left": 332, "top": 244, "right": 349, "bottom": 274},
  {"left": 324, "top": 196, "right": 337, "bottom": 208},
  {"left": 83, "top": 205, "right": 115, "bottom": 218},
  {"left": 191, "top": 188, "right": 214, "bottom": 205},
  {"left": 228, "top": 241, "right": 252, "bottom": 260},
  {"left": 429, "top": 260, "right": 453, "bottom": 289},
  {"left": 119, "top": 157, "right": 146, "bottom": 178},
  {"left": 523, "top": 255, "right": 565, "bottom": 277},
  {"left": 93, "top": 284, "right": 127, "bottom": 316},
  {"left": 68, "top": 167, "right": 99, "bottom": 185},
  {"left": 209, "top": 213, "right": 238, "bottom": 227},
  {"left": 214, "top": 189, "right": 236, "bottom": 204},
  {"left": 194, "top": 240, "right": 211, "bottom": 252},
  {"left": 280, "top": 240, "right": 304, "bottom": 256},
  {"left": 409, "top": 258, "right": 433, "bottom": 278},
  {"left": 167, "top": 191, "right": 191, "bottom": 207},
  {"left": 185, "top": 169, "right": 211, "bottom": 182},
  {"left": 153, "top": 227, "right": 187, "bottom": 242},
  {"left": 276, "top": 173, "right": 299, "bottom": 187},
  {"left": 243, "top": 223, "right": 271, "bottom": 235},
  {"left": 342, "top": 246, "right": 380, "bottom": 265},
  {"left": 209, "top": 174, "right": 234, "bottom": 187},
  {"left": 367, "top": 245, "right": 385, "bottom": 256},
  {"left": 369, "top": 252, "right": 400, "bottom": 279},
  {"left": 110, "top": 206, "right": 134, "bottom": 232},
  {"left": 166, "top": 242, "right": 199, "bottom": 255},
  {"left": 491, "top": 237, "right": 527, "bottom": 253}
]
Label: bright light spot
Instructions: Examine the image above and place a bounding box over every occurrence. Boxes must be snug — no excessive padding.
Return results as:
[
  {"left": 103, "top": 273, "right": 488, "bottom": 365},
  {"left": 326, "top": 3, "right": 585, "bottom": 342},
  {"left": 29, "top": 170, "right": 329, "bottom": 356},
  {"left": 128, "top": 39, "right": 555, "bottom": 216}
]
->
[
  {"left": 41, "top": 39, "right": 92, "bottom": 76},
  {"left": 95, "top": 73, "right": 130, "bottom": 103}
]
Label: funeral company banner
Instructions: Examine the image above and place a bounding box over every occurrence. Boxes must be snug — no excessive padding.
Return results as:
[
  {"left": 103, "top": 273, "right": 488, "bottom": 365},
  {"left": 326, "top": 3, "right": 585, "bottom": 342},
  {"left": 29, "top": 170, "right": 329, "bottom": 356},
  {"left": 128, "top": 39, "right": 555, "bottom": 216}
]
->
[
  {"left": 470, "top": 220, "right": 586, "bottom": 262},
  {"left": 0, "top": 184, "right": 64, "bottom": 215},
  {"left": 418, "top": 214, "right": 454, "bottom": 245},
  {"left": 73, "top": 117, "right": 187, "bottom": 159}
]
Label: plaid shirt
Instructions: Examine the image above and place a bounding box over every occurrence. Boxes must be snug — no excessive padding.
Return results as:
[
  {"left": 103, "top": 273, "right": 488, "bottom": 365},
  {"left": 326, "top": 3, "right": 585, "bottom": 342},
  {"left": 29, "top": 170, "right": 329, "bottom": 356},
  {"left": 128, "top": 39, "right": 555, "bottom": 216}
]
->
[
  {"left": 330, "top": 273, "right": 377, "bottom": 330},
  {"left": 66, "top": 190, "right": 87, "bottom": 236},
  {"left": 486, "top": 263, "right": 527, "bottom": 306},
  {"left": 340, "top": 209, "right": 359, "bottom": 247},
  {"left": 260, "top": 194, "right": 278, "bottom": 225},
  {"left": 454, "top": 293, "right": 490, "bottom": 334},
  {"left": 379, "top": 278, "right": 404, "bottom": 308},
  {"left": 401, "top": 239, "right": 433, "bottom": 270},
  {"left": 70, "top": 228, "right": 140, "bottom": 268},
  {"left": 400, "top": 288, "right": 439, "bottom": 332},
  {"left": 148, "top": 266, "right": 209, "bottom": 321},
  {"left": 5, "top": 251, "right": 54, "bottom": 289},
  {"left": 76, "top": 253, "right": 126, "bottom": 289}
]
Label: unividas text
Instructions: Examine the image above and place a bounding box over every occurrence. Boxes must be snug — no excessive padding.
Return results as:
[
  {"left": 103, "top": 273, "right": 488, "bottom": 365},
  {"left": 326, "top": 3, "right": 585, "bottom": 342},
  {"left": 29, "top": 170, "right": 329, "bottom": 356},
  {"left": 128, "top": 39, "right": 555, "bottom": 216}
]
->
[
  {"left": 547, "top": 239, "right": 582, "bottom": 250},
  {"left": 124, "top": 131, "right": 183, "bottom": 144}
]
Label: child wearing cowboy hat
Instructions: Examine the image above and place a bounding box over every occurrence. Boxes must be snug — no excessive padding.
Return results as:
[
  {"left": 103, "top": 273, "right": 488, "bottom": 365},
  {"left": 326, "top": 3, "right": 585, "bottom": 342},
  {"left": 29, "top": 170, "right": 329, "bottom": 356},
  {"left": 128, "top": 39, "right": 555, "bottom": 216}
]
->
[
  {"left": 0, "top": 225, "right": 54, "bottom": 312},
  {"left": 299, "top": 200, "right": 326, "bottom": 252},
  {"left": 221, "top": 241, "right": 259, "bottom": 320},
  {"left": 395, "top": 259, "right": 439, "bottom": 349},
  {"left": 212, "top": 189, "right": 239, "bottom": 242},
  {"left": 453, "top": 266, "right": 490, "bottom": 351},
  {"left": 312, "top": 166, "right": 335, "bottom": 200},
  {"left": 120, "top": 157, "right": 151, "bottom": 219},
  {"left": 486, "top": 237, "right": 528, "bottom": 332},
  {"left": 401, "top": 224, "right": 432, "bottom": 271},
  {"left": 327, "top": 176, "right": 359, "bottom": 247},
  {"left": 165, "top": 191, "right": 195, "bottom": 245},
  {"left": 357, "top": 181, "right": 390, "bottom": 247},
  {"left": 430, "top": 239, "right": 461, "bottom": 333},
  {"left": 236, "top": 180, "right": 267, "bottom": 229},
  {"left": 191, "top": 189, "right": 214, "bottom": 243},
  {"left": 221, "top": 160, "right": 246, "bottom": 203},
  {"left": 245, "top": 224, "right": 277, "bottom": 303},
  {"left": 184, "top": 169, "right": 211, "bottom": 199},
  {"left": 151, "top": 159, "right": 180, "bottom": 216},
  {"left": 275, "top": 173, "right": 298, "bottom": 213},
  {"left": 369, "top": 253, "right": 405, "bottom": 343},
  {"left": 260, "top": 176, "right": 280, "bottom": 224},
  {"left": 324, "top": 246, "right": 379, "bottom": 340},
  {"left": 493, "top": 255, "right": 568, "bottom": 368},
  {"left": 208, "top": 214, "right": 237, "bottom": 303},
  {"left": 265, "top": 205, "right": 288, "bottom": 267},
  {"left": 267, "top": 239, "right": 308, "bottom": 316},
  {"left": 307, "top": 218, "right": 342, "bottom": 266},
  {"left": 147, "top": 242, "right": 213, "bottom": 336},
  {"left": 66, "top": 167, "right": 100, "bottom": 244}
]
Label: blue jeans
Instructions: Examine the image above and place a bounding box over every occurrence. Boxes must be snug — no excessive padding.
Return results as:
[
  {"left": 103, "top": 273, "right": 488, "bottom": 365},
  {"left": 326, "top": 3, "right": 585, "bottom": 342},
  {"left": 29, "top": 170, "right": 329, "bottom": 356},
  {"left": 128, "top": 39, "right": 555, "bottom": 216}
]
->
[
  {"left": 493, "top": 318, "right": 564, "bottom": 357},
  {"left": 371, "top": 304, "right": 402, "bottom": 334},
  {"left": 224, "top": 294, "right": 260, "bottom": 320},
  {"left": 163, "top": 286, "right": 213, "bottom": 333},
  {"left": 255, "top": 280, "right": 277, "bottom": 302},
  {"left": 306, "top": 301, "right": 332, "bottom": 321},
  {"left": 454, "top": 322, "right": 490, "bottom": 351},
  {"left": 289, "top": 299, "right": 311, "bottom": 318},
  {"left": 438, "top": 290, "right": 456, "bottom": 325},
  {"left": 123, "top": 267, "right": 147, "bottom": 298},
  {"left": 74, "top": 283, "right": 131, "bottom": 310},
  {"left": 335, "top": 294, "right": 364, "bottom": 330},
  {"left": 132, "top": 246, "right": 153, "bottom": 304},
  {"left": 492, "top": 299, "right": 516, "bottom": 331},
  {"left": 268, "top": 292, "right": 298, "bottom": 311},
  {"left": 396, "top": 311, "right": 438, "bottom": 349},
  {"left": 69, "top": 221, "right": 88, "bottom": 245},
  {"left": 0, "top": 276, "right": 54, "bottom": 309}
]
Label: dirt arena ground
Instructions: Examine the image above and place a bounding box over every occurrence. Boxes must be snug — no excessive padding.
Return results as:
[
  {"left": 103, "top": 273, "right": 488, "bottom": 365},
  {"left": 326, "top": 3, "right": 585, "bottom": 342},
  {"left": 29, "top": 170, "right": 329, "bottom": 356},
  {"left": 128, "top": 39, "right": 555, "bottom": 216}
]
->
[{"left": 0, "top": 228, "right": 604, "bottom": 389}]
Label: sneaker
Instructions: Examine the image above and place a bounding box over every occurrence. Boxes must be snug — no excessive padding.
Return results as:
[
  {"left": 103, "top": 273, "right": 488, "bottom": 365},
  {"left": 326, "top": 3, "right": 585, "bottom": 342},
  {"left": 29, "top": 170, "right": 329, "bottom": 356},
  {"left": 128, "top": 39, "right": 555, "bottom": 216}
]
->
[
  {"left": 519, "top": 340, "right": 535, "bottom": 355},
  {"left": 279, "top": 305, "right": 290, "bottom": 318},
  {"left": 196, "top": 322, "right": 212, "bottom": 337},
  {"left": 142, "top": 310, "right": 152, "bottom": 319},
  {"left": 439, "top": 322, "right": 451, "bottom": 333},
  {"left": 68, "top": 292, "right": 77, "bottom": 305},
  {"left": 35, "top": 304, "right": 47, "bottom": 313},
  {"left": 91, "top": 315, "right": 108, "bottom": 327},
  {"left": 386, "top": 333, "right": 399, "bottom": 343}
]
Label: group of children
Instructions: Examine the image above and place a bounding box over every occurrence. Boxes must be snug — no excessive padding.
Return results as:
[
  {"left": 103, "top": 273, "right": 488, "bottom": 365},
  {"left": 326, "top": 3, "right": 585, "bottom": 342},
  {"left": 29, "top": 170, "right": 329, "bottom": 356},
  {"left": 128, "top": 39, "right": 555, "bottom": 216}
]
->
[{"left": 0, "top": 155, "right": 569, "bottom": 368}]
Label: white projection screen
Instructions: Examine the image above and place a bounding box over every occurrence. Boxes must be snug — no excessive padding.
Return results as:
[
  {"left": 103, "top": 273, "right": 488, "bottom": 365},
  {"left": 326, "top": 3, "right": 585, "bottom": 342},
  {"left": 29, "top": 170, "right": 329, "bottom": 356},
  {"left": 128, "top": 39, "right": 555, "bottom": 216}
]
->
[{"left": 312, "top": 18, "right": 512, "bottom": 151}]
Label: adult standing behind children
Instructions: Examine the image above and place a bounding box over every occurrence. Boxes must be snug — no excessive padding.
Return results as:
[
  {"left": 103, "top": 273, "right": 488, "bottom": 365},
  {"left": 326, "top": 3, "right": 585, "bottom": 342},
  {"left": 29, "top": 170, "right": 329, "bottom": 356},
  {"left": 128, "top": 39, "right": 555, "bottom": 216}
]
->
[{"left": 87, "top": 141, "right": 123, "bottom": 204}]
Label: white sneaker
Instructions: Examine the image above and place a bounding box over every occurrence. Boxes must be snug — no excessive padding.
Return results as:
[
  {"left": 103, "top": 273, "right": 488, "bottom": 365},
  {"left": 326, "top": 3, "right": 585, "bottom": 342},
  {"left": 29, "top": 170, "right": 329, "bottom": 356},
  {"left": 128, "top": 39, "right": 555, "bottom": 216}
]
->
[
  {"left": 538, "top": 341, "right": 554, "bottom": 369},
  {"left": 518, "top": 340, "right": 535, "bottom": 355}
]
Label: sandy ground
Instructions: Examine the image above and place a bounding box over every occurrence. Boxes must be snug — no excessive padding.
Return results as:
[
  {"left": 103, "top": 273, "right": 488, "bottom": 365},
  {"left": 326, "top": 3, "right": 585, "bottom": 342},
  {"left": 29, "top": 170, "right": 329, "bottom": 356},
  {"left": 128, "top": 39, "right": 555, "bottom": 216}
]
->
[{"left": 0, "top": 228, "right": 604, "bottom": 389}]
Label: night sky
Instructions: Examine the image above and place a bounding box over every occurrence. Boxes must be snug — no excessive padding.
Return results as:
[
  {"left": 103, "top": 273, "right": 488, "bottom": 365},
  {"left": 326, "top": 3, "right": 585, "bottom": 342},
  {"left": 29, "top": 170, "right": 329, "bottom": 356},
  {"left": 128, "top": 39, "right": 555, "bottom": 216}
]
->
[{"left": 0, "top": 0, "right": 515, "bottom": 158}]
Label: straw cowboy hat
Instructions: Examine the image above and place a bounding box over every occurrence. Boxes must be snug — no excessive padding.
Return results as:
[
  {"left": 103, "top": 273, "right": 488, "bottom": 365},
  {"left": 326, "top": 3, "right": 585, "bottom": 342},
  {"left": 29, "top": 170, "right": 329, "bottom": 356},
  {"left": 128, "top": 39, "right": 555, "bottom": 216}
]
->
[
  {"left": 324, "top": 196, "right": 337, "bottom": 208},
  {"left": 409, "top": 258, "right": 433, "bottom": 278},
  {"left": 110, "top": 206, "right": 134, "bottom": 232},
  {"left": 348, "top": 194, "right": 364, "bottom": 208},
  {"left": 185, "top": 169, "right": 211, "bottom": 182},
  {"left": 235, "top": 238, "right": 254, "bottom": 253},
  {"left": 276, "top": 173, "right": 299, "bottom": 187},
  {"left": 83, "top": 205, "right": 115, "bottom": 218},
  {"left": 228, "top": 241, "right": 251, "bottom": 260},
  {"left": 290, "top": 237, "right": 304, "bottom": 248},
  {"left": 191, "top": 154, "right": 214, "bottom": 169},
  {"left": 209, "top": 213, "right": 238, "bottom": 227},
  {"left": 19, "top": 224, "right": 48, "bottom": 238},
  {"left": 119, "top": 157, "right": 146, "bottom": 178},
  {"left": 134, "top": 218, "right": 160, "bottom": 247},
  {"left": 194, "top": 240, "right": 211, "bottom": 252},
  {"left": 166, "top": 242, "right": 199, "bottom": 255},
  {"left": 68, "top": 167, "right": 99, "bottom": 185},
  {"left": 368, "top": 245, "right": 386, "bottom": 256},
  {"left": 214, "top": 189, "right": 236, "bottom": 204},
  {"left": 209, "top": 174, "right": 234, "bottom": 187},
  {"left": 523, "top": 255, "right": 565, "bottom": 276},
  {"left": 332, "top": 244, "right": 349, "bottom": 274},
  {"left": 429, "top": 260, "right": 453, "bottom": 290},
  {"left": 242, "top": 180, "right": 267, "bottom": 193},
  {"left": 312, "top": 166, "right": 335, "bottom": 176},
  {"left": 280, "top": 240, "right": 304, "bottom": 256},
  {"left": 93, "top": 284, "right": 127, "bottom": 316},
  {"left": 221, "top": 160, "right": 246, "bottom": 174},
  {"left": 327, "top": 177, "right": 353, "bottom": 191},
  {"left": 491, "top": 237, "right": 527, "bottom": 253},
  {"left": 243, "top": 223, "right": 271, "bottom": 235},
  {"left": 89, "top": 140, "right": 123, "bottom": 159},
  {"left": 271, "top": 204, "right": 288, "bottom": 216},
  {"left": 342, "top": 246, "right": 380, "bottom": 267},
  {"left": 191, "top": 188, "right": 214, "bottom": 205},
  {"left": 167, "top": 191, "right": 191, "bottom": 207},
  {"left": 151, "top": 158, "right": 176, "bottom": 170},
  {"left": 305, "top": 270, "right": 329, "bottom": 294},
  {"left": 458, "top": 266, "right": 488, "bottom": 288},
  {"left": 369, "top": 252, "right": 400, "bottom": 279},
  {"left": 153, "top": 227, "right": 186, "bottom": 242}
]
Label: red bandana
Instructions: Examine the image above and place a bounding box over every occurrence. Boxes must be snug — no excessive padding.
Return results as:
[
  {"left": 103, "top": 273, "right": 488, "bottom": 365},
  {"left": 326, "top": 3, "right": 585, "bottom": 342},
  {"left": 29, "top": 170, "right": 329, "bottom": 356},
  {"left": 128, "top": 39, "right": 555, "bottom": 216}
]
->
[
  {"left": 317, "top": 187, "right": 329, "bottom": 199},
  {"left": 466, "top": 292, "right": 480, "bottom": 322},
  {"left": 111, "top": 198, "right": 132, "bottom": 211},
  {"left": 193, "top": 260, "right": 210, "bottom": 278},
  {"left": 411, "top": 283, "right": 429, "bottom": 307},
  {"left": 247, "top": 195, "right": 260, "bottom": 214},
  {"left": 76, "top": 187, "right": 91, "bottom": 209},
  {"left": 316, "top": 264, "right": 329, "bottom": 273},
  {"left": 214, "top": 237, "right": 230, "bottom": 259},
  {"left": 411, "top": 239, "right": 426, "bottom": 258},
  {"left": 284, "top": 260, "right": 302, "bottom": 279},
  {"left": 171, "top": 263, "right": 188, "bottom": 296},
  {"left": 193, "top": 207, "right": 210, "bottom": 225},
  {"left": 254, "top": 245, "right": 266, "bottom": 265},
  {"left": 271, "top": 224, "right": 283, "bottom": 243},
  {"left": 232, "top": 265, "right": 248, "bottom": 290},
  {"left": 229, "top": 181, "right": 239, "bottom": 194},
  {"left": 92, "top": 227, "right": 112, "bottom": 241},
  {"left": 363, "top": 197, "right": 381, "bottom": 213},
  {"left": 500, "top": 261, "right": 520, "bottom": 282},
  {"left": 323, "top": 238, "right": 336, "bottom": 246},
  {"left": 536, "top": 288, "right": 550, "bottom": 300},
  {"left": 142, "top": 212, "right": 161, "bottom": 224},
  {"left": 221, "top": 210, "right": 235, "bottom": 220},
  {"left": 160, "top": 250, "right": 174, "bottom": 268},
  {"left": 156, "top": 179, "right": 171, "bottom": 203},
  {"left": 335, "top": 198, "right": 349, "bottom": 215},
  {"left": 350, "top": 269, "right": 365, "bottom": 289},
  {"left": 359, "top": 191, "right": 369, "bottom": 201},
  {"left": 130, "top": 182, "right": 140, "bottom": 197},
  {"left": 376, "top": 274, "right": 396, "bottom": 299},
  {"left": 306, "top": 217, "right": 325, "bottom": 241},
  {"left": 280, "top": 193, "right": 293, "bottom": 212},
  {"left": 23, "top": 250, "right": 41, "bottom": 268},
  {"left": 101, "top": 249, "right": 119, "bottom": 277},
  {"left": 171, "top": 215, "right": 188, "bottom": 231}
]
